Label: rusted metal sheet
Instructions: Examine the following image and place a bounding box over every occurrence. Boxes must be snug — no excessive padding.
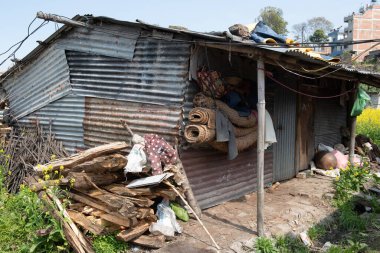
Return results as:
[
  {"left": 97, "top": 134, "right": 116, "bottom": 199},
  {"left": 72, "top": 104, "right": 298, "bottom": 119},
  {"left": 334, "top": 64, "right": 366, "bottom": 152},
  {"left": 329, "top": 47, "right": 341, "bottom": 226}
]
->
[
  {"left": 83, "top": 97, "right": 181, "bottom": 148},
  {"left": 66, "top": 38, "right": 191, "bottom": 106},
  {"left": 3, "top": 48, "right": 71, "bottom": 119},
  {"left": 57, "top": 25, "right": 140, "bottom": 60},
  {"left": 181, "top": 148, "right": 273, "bottom": 209},
  {"left": 314, "top": 98, "right": 347, "bottom": 148},
  {"left": 18, "top": 94, "right": 85, "bottom": 153}
]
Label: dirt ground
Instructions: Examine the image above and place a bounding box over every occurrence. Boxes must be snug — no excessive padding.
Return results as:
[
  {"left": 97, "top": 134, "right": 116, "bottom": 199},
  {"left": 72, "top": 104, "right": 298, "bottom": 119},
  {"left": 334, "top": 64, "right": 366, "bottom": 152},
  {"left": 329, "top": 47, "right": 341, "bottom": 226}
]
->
[{"left": 153, "top": 175, "right": 336, "bottom": 253}]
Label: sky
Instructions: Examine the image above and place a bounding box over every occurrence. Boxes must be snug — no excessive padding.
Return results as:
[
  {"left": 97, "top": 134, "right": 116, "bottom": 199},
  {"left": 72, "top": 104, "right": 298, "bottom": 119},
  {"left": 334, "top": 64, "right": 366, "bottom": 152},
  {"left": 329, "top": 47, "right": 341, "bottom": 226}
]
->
[{"left": 0, "top": 0, "right": 368, "bottom": 72}]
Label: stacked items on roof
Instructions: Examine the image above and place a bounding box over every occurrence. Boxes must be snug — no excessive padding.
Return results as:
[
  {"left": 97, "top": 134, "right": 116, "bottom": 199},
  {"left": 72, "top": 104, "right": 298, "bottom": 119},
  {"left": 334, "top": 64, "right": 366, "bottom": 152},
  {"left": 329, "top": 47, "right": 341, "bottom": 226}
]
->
[
  {"left": 26, "top": 132, "right": 198, "bottom": 251},
  {"left": 184, "top": 67, "right": 278, "bottom": 160},
  {"left": 228, "top": 21, "right": 340, "bottom": 63}
]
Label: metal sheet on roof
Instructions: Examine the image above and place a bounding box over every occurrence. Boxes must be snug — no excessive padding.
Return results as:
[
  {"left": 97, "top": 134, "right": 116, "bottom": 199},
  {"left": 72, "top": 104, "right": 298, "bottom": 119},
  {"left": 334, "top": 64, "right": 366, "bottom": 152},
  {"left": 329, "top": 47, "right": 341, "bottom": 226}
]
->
[
  {"left": 3, "top": 48, "right": 71, "bottom": 119},
  {"left": 66, "top": 38, "right": 191, "bottom": 106},
  {"left": 181, "top": 148, "right": 273, "bottom": 209},
  {"left": 18, "top": 94, "right": 85, "bottom": 153},
  {"left": 56, "top": 25, "right": 140, "bottom": 60},
  {"left": 83, "top": 97, "right": 181, "bottom": 148}
]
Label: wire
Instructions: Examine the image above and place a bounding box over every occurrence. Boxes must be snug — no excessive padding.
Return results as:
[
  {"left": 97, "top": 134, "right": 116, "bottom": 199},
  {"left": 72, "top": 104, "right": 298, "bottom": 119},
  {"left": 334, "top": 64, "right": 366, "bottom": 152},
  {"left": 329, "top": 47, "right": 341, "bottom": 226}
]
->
[
  {"left": 266, "top": 73, "right": 355, "bottom": 99},
  {"left": 0, "top": 18, "right": 48, "bottom": 67},
  {"left": 275, "top": 60, "right": 345, "bottom": 80}
]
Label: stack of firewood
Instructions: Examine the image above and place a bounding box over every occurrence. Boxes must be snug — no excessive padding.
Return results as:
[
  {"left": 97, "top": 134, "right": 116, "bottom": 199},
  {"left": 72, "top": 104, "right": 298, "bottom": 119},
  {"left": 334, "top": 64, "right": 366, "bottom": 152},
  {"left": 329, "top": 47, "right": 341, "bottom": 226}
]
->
[{"left": 26, "top": 142, "right": 188, "bottom": 251}]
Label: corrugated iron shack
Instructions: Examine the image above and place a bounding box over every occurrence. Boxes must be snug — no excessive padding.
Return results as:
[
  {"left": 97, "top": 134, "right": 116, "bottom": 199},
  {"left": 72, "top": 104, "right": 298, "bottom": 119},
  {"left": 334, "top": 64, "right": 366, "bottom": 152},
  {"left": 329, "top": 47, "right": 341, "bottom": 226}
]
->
[{"left": 1, "top": 15, "right": 380, "bottom": 209}]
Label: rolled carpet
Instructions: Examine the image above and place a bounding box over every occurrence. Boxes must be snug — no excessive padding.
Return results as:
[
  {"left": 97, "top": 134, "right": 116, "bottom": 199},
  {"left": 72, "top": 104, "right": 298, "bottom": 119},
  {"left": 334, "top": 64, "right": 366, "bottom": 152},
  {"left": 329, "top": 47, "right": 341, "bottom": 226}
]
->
[
  {"left": 184, "top": 125, "right": 216, "bottom": 144},
  {"left": 189, "top": 107, "right": 216, "bottom": 129},
  {"left": 193, "top": 93, "right": 256, "bottom": 128},
  {"left": 209, "top": 129, "right": 257, "bottom": 152}
]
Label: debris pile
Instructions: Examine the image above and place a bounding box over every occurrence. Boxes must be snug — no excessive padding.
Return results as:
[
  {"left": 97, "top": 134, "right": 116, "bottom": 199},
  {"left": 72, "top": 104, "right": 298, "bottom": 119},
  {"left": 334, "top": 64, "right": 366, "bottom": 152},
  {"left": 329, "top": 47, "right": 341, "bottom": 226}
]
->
[{"left": 25, "top": 139, "right": 203, "bottom": 251}]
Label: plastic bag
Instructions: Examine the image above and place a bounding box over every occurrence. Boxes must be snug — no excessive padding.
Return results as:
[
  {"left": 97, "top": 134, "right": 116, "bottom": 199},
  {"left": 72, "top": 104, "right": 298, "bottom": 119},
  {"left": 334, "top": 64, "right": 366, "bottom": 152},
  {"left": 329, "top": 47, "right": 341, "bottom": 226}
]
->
[
  {"left": 149, "top": 199, "right": 182, "bottom": 237},
  {"left": 124, "top": 144, "right": 146, "bottom": 174},
  {"left": 351, "top": 86, "right": 370, "bottom": 117},
  {"left": 170, "top": 202, "right": 189, "bottom": 222}
]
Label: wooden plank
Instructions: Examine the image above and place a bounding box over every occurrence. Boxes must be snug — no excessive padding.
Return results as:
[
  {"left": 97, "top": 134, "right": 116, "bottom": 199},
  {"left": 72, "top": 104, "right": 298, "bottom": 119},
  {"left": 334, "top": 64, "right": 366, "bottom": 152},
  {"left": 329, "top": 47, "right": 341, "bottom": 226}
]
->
[
  {"left": 99, "top": 212, "right": 138, "bottom": 228},
  {"left": 69, "top": 192, "right": 118, "bottom": 213},
  {"left": 131, "top": 235, "right": 165, "bottom": 249},
  {"left": 116, "top": 222, "right": 150, "bottom": 242},
  {"left": 68, "top": 172, "right": 125, "bottom": 190},
  {"left": 34, "top": 142, "right": 129, "bottom": 174},
  {"left": 70, "top": 154, "right": 127, "bottom": 174},
  {"left": 67, "top": 210, "right": 105, "bottom": 235},
  {"left": 103, "top": 184, "right": 154, "bottom": 197}
]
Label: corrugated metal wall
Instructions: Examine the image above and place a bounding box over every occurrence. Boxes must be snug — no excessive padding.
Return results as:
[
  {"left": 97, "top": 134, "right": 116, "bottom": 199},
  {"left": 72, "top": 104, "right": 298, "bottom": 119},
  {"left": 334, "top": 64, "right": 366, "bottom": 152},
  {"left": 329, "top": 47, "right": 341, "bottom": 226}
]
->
[
  {"left": 3, "top": 48, "right": 71, "bottom": 119},
  {"left": 314, "top": 98, "right": 347, "bottom": 147},
  {"left": 181, "top": 148, "right": 273, "bottom": 209},
  {"left": 57, "top": 25, "right": 140, "bottom": 60},
  {"left": 273, "top": 86, "right": 297, "bottom": 181},
  {"left": 18, "top": 94, "right": 85, "bottom": 153},
  {"left": 83, "top": 97, "right": 181, "bottom": 147},
  {"left": 66, "top": 38, "right": 191, "bottom": 106}
]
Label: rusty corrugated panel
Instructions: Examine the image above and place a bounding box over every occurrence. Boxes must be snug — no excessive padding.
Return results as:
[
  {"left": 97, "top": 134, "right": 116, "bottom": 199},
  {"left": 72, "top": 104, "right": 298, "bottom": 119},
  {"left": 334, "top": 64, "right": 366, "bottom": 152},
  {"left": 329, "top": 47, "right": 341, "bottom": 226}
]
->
[
  {"left": 181, "top": 148, "right": 273, "bottom": 209},
  {"left": 66, "top": 38, "right": 191, "bottom": 106},
  {"left": 18, "top": 94, "right": 85, "bottom": 153},
  {"left": 57, "top": 25, "right": 140, "bottom": 60},
  {"left": 3, "top": 48, "right": 71, "bottom": 119},
  {"left": 83, "top": 97, "right": 181, "bottom": 148}
]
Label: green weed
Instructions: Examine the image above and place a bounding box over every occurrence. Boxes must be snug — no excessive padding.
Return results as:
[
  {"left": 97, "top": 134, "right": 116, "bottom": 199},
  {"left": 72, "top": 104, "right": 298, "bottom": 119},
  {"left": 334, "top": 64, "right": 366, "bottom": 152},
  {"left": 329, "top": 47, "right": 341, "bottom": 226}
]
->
[
  {"left": 92, "top": 235, "right": 129, "bottom": 253},
  {"left": 254, "top": 237, "right": 278, "bottom": 253},
  {"left": 275, "top": 235, "right": 309, "bottom": 253}
]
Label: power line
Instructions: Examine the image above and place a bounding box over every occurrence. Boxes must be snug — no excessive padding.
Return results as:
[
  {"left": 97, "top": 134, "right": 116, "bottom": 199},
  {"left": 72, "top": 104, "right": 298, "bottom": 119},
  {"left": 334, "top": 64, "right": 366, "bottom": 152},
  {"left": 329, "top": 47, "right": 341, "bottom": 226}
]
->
[{"left": 0, "top": 18, "right": 48, "bottom": 67}]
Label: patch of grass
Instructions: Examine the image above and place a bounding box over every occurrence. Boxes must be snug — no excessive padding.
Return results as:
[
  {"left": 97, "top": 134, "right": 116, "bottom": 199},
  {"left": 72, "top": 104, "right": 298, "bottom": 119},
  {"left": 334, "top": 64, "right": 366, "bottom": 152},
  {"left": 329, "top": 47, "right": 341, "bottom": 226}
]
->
[
  {"left": 254, "top": 237, "right": 278, "bottom": 253},
  {"left": 275, "top": 235, "right": 309, "bottom": 253},
  {"left": 92, "top": 235, "right": 129, "bottom": 253},
  {"left": 307, "top": 224, "right": 326, "bottom": 241},
  {"left": 0, "top": 176, "right": 68, "bottom": 252},
  {"left": 326, "top": 240, "right": 368, "bottom": 253}
]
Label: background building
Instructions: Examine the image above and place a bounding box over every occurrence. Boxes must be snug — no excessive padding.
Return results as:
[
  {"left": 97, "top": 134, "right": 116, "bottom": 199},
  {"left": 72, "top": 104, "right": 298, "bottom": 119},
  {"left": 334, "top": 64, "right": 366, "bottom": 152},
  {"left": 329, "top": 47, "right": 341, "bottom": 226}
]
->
[{"left": 343, "top": 0, "right": 380, "bottom": 61}]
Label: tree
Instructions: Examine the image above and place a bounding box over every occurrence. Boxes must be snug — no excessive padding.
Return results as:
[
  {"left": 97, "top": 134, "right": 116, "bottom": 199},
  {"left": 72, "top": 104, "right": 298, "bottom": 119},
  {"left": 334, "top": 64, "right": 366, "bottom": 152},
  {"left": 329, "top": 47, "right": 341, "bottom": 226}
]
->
[
  {"left": 292, "top": 17, "right": 333, "bottom": 42},
  {"left": 307, "top": 17, "right": 333, "bottom": 34},
  {"left": 257, "top": 6, "right": 288, "bottom": 35},
  {"left": 309, "top": 29, "right": 328, "bottom": 43}
]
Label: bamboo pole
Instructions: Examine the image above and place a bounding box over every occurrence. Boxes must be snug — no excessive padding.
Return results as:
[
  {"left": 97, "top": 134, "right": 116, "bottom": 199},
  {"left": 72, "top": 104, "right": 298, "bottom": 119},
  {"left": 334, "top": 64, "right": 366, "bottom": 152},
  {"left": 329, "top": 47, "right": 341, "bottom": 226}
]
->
[
  {"left": 164, "top": 181, "right": 220, "bottom": 250},
  {"left": 256, "top": 58, "right": 266, "bottom": 237}
]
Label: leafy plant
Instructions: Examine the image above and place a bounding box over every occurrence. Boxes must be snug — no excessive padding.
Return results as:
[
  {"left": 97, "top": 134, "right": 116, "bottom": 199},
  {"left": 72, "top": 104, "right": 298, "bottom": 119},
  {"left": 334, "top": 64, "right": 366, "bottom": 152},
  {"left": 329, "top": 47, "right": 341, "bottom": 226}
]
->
[
  {"left": 92, "top": 235, "right": 129, "bottom": 253},
  {"left": 357, "top": 108, "right": 380, "bottom": 146},
  {"left": 275, "top": 235, "right": 309, "bottom": 253},
  {"left": 254, "top": 237, "right": 279, "bottom": 253},
  {"left": 307, "top": 224, "right": 326, "bottom": 241}
]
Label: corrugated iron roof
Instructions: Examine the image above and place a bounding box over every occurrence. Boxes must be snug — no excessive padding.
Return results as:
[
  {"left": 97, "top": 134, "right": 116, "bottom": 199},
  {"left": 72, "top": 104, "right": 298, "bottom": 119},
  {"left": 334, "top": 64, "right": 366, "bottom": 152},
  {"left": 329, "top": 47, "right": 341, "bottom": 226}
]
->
[{"left": 1, "top": 14, "right": 379, "bottom": 87}]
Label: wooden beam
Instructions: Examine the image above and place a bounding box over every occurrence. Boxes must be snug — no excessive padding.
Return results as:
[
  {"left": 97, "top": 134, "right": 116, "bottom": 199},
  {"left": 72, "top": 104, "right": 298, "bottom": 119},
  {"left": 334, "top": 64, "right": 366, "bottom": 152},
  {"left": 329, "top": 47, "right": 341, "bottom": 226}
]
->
[{"left": 256, "top": 57, "right": 266, "bottom": 237}]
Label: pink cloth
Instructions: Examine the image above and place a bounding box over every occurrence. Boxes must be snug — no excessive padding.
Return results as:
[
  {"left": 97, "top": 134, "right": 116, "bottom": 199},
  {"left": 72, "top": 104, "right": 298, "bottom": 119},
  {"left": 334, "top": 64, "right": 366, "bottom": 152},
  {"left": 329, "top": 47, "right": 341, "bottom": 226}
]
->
[
  {"left": 332, "top": 150, "right": 348, "bottom": 169},
  {"left": 144, "top": 134, "right": 178, "bottom": 175}
]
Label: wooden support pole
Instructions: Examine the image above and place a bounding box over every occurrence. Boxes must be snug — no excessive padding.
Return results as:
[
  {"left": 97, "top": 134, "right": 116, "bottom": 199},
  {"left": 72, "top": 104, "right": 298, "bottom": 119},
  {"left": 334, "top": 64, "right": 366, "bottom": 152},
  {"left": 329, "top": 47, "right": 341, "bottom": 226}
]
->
[
  {"left": 349, "top": 84, "right": 359, "bottom": 164},
  {"left": 257, "top": 58, "right": 266, "bottom": 237},
  {"left": 349, "top": 117, "right": 357, "bottom": 163}
]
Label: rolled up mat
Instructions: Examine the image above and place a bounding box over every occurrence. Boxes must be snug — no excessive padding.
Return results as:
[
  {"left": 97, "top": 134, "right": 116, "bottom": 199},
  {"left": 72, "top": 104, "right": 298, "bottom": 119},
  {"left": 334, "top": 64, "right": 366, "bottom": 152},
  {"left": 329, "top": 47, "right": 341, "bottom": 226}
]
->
[
  {"left": 234, "top": 125, "right": 257, "bottom": 137},
  {"left": 193, "top": 93, "right": 256, "bottom": 128},
  {"left": 209, "top": 129, "right": 257, "bottom": 152},
  {"left": 189, "top": 107, "right": 216, "bottom": 129},
  {"left": 184, "top": 125, "right": 216, "bottom": 144}
]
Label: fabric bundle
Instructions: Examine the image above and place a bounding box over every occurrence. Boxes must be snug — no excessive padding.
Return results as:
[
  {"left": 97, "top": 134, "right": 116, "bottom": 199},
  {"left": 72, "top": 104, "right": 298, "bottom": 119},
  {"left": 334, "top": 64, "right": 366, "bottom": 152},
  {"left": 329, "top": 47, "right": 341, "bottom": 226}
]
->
[
  {"left": 184, "top": 125, "right": 216, "bottom": 144},
  {"left": 188, "top": 107, "right": 216, "bottom": 129},
  {"left": 210, "top": 130, "right": 258, "bottom": 153},
  {"left": 193, "top": 93, "right": 256, "bottom": 128}
]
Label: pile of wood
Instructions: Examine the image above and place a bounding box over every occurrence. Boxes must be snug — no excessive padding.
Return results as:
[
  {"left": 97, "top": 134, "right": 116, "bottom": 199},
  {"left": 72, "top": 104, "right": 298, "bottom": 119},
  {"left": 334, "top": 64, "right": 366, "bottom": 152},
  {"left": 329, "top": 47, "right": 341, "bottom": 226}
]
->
[
  {"left": 26, "top": 142, "right": 190, "bottom": 251},
  {"left": 2, "top": 125, "right": 68, "bottom": 193}
]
